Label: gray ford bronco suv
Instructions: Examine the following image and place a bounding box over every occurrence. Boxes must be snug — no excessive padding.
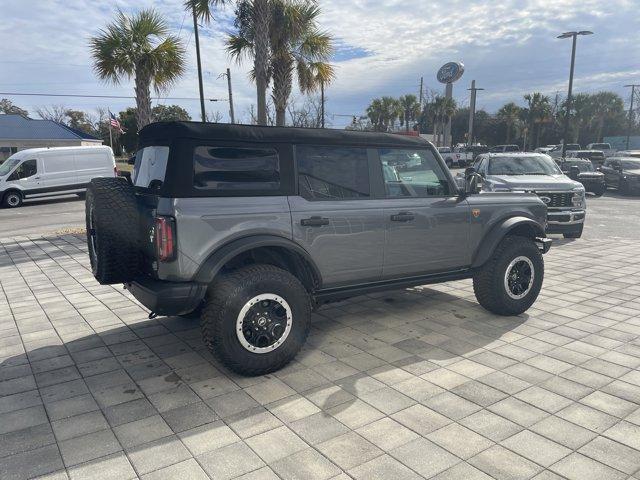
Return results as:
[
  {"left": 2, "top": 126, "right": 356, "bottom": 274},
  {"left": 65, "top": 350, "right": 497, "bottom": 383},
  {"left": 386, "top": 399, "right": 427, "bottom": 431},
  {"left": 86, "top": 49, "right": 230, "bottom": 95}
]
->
[{"left": 86, "top": 122, "right": 551, "bottom": 375}]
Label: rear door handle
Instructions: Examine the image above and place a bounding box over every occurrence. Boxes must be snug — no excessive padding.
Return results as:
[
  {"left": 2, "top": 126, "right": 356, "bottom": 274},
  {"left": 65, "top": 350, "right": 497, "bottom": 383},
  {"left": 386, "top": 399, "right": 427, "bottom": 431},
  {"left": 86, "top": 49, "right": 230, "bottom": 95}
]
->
[
  {"left": 301, "top": 216, "right": 330, "bottom": 227},
  {"left": 390, "top": 212, "right": 415, "bottom": 222}
]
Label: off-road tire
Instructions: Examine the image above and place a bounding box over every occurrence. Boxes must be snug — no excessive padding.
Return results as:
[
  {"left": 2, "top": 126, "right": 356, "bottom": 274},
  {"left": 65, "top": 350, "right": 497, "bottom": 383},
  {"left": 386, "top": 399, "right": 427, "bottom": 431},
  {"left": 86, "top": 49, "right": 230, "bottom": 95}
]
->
[
  {"left": 473, "top": 235, "right": 543, "bottom": 316},
  {"left": 2, "top": 190, "right": 23, "bottom": 208},
  {"left": 85, "top": 177, "right": 140, "bottom": 284},
  {"left": 200, "top": 264, "right": 311, "bottom": 376}
]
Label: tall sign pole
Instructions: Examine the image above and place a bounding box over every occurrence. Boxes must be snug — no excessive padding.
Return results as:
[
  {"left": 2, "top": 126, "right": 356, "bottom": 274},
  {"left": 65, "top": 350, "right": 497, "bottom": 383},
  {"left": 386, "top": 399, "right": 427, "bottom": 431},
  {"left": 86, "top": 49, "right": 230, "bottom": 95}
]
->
[
  {"left": 624, "top": 84, "right": 639, "bottom": 150},
  {"left": 467, "top": 81, "right": 484, "bottom": 147},
  {"left": 437, "top": 62, "right": 464, "bottom": 148}
]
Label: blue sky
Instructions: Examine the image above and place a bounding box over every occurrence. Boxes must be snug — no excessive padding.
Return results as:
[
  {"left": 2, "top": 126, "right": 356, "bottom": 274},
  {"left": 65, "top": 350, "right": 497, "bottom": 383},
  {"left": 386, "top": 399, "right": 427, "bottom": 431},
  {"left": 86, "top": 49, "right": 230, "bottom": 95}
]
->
[{"left": 1, "top": 0, "right": 638, "bottom": 129}]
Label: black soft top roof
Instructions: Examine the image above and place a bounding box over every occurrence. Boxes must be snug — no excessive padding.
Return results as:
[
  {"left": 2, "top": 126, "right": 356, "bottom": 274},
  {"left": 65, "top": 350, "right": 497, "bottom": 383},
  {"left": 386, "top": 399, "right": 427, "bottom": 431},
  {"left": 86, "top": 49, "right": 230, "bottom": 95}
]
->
[{"left": 139, "top": 121, "right": 430, "bottom": 148}]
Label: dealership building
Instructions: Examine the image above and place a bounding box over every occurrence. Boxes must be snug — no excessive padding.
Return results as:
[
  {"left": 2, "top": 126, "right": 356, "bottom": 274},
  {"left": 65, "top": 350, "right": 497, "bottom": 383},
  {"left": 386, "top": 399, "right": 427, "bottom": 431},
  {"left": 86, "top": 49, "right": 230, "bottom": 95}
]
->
[{"left": 0, "top": 114, "right": 102, "bottom": 161}]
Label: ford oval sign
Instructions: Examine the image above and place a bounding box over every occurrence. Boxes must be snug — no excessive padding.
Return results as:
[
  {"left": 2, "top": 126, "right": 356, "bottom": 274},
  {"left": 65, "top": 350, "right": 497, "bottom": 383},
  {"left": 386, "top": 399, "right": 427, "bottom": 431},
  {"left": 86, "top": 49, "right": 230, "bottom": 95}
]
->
[{"left": 437, "top": 62, "right": 464, "bottom": 84}]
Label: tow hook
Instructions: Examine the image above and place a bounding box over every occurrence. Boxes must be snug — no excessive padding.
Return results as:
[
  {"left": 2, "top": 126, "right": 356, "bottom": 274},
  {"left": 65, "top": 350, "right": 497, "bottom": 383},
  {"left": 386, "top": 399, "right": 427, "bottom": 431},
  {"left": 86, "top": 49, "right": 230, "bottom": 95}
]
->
[
  {"left": 148, "top": 311, "right": 158, "bottom": 319},
  {"left": 535, "top": 237, "right": 552, "bottom": 254}
]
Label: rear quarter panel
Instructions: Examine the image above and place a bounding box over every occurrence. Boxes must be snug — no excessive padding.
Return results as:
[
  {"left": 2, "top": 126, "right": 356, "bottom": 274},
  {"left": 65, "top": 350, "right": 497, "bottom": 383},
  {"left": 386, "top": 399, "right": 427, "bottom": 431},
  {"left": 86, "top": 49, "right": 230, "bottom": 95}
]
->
[{"left": 156, "top": 196, "right": 293, "bottom": 281}]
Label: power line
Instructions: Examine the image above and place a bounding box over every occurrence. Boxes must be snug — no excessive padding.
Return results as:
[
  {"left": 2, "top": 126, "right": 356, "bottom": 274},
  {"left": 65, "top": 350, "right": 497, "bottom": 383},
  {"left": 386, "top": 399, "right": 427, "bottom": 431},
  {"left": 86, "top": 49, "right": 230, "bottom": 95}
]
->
[{"left": 0, "top": 92, "right": 227, "bottom": 101}]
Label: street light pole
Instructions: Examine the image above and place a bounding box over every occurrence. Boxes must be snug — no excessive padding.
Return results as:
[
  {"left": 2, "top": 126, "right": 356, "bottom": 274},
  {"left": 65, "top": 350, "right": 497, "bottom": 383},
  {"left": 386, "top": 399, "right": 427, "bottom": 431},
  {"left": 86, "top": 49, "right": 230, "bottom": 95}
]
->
[
  {"left": 558, "top": 31, "right": 593, "bottom": 159},
  {"left": 624, "top": 84, "right": 639, "bottom": 150}
]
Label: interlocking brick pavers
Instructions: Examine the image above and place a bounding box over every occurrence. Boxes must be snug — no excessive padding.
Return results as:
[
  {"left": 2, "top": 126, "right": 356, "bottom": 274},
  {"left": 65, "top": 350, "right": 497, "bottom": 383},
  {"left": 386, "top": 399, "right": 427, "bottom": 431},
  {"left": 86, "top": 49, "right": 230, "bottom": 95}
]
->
[{"left": 1, "top": 234, "right": 639, "bottom": 479}]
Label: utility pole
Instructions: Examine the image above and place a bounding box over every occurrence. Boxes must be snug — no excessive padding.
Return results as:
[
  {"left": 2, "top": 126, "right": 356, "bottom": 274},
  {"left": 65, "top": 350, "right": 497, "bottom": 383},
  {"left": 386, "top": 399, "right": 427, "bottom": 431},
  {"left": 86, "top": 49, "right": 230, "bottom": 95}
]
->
[
  {"left": 558, "top": 30, "right": 593, "bottom": 158},
  {"left": 624, "top": 84, "right": 639, "bottom": 150},
  {"left": 467, "top": 80, "right": 484, "bottom": 147},
  {"left": 192, "top": 6, "right": 206, "bottom": 122},
  {"left": 226, "top": 68, "right": 235, "bottom": 124},
  {"left": 320, "top": 81, "right": 325, "bottom": 128},
  {"left": 419, "top": 77, "right": 424, "bottom": 106}
]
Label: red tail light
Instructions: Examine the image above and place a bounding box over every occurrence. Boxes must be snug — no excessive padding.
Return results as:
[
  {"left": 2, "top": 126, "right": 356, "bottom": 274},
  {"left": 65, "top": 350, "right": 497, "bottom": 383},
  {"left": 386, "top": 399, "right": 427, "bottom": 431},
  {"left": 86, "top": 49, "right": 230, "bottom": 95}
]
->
[{"left": 155, "top": 216, "right": 176, "bottom": 262}]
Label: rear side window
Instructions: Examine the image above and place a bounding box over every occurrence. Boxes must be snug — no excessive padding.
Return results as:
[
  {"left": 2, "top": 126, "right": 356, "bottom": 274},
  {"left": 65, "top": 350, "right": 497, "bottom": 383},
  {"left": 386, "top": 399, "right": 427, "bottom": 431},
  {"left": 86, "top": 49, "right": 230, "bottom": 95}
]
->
[
  {"left": 133, "top": 146, "right": 169, "bottom": 189},
  {"left": 296, "top": 145, "right": 369, "bottom": 200},
  {"left": 193, "top": 146, "right": 280, "bottom": 191}
]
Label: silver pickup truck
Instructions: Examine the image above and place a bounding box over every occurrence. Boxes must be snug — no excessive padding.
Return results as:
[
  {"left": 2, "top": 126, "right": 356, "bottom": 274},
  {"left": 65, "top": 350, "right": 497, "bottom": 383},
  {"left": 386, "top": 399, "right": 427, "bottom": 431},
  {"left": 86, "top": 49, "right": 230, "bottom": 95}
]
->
[{"left": 472, "top": 152, "right": 586, "bottom": 238}]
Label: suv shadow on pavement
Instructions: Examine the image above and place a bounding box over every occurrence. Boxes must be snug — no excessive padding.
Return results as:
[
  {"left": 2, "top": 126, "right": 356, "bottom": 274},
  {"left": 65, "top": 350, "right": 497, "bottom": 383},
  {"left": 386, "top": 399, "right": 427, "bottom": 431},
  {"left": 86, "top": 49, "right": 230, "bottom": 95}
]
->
[{"left": 0, "top": 284, "right": 528, "bottom": 477}]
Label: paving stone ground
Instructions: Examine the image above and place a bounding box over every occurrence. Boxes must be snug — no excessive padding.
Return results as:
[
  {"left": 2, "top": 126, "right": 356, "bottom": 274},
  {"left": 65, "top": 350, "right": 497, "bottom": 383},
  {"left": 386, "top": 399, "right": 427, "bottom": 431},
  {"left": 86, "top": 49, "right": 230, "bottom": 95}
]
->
[{"left": 1, "top": 234, "right": 639, "bottom": 480}]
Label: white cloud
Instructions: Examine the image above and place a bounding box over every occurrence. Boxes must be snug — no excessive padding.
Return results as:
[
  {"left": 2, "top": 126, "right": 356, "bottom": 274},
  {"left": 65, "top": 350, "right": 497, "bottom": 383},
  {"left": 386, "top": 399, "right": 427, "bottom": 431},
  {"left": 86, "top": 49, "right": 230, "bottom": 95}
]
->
[{"left": 1, "top": 0, "right": 638, "bottom": 127}]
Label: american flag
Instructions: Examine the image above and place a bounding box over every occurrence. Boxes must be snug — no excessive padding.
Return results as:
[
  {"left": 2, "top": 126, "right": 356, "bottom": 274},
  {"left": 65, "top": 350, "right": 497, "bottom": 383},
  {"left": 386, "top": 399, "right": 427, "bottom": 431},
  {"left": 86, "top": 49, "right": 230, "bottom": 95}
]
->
[{"left": 108, "top": 110, "right": 124, "bottom": 133}]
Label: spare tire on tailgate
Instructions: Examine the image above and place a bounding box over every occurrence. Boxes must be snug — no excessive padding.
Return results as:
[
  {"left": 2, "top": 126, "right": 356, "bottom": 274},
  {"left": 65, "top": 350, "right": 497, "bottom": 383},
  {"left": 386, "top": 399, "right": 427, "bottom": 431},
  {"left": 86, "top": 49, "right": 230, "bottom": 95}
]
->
[{"left": 86, "top": 177, "right": 140, "bottom": 284}]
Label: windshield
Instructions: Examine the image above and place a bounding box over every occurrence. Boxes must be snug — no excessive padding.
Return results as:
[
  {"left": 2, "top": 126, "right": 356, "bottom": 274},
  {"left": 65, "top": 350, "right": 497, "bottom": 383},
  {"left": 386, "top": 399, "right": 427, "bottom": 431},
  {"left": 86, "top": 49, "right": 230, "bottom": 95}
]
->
[
  {"left": 488, "top": 156, "right": 561, "bottom": 175},
  {"left": 0, "top": 157, "right": 20, "bottom": 177},
  {"left": 563, "top": 161, "right": 594, "bottom": 172},
  {"left": 577, "top": 152, "right": 604, "bottom": 159},
  {"left": 621, "top": 159, "right": 640, "bottom": 169},
  {"left": 566, "top": 144, "right": 581, "bottom": 150},
  {"left": 591, "top": 144, "right": 610, "bottom": 150}
]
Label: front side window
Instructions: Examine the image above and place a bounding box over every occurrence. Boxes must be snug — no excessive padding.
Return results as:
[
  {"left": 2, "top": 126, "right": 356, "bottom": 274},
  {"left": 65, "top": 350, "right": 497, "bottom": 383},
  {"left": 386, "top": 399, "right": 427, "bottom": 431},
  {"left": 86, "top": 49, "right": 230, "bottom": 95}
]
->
[
  {"left": 488, "top": 156, "right": 561, "bottom": 176},
  {"left": 297, "top": 145, "right": 369, "bottom": 200},
  {"left": 379, "top": 148, "right": 450, "bottom": 197},
  {"left": 7, "top": 159, "right": 37, "bottom": 180},
  {"left": 0, "top": 157, "right": 21, "bottom": 176},
  {"left": 193, "top": 146, "right": 280, "bottom": 191}
]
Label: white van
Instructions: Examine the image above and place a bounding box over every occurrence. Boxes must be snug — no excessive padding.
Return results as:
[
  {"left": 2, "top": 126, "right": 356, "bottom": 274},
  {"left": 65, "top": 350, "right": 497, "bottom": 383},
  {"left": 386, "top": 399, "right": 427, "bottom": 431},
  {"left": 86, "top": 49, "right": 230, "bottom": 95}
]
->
[{"left": 0, "top": 146, "right": 116, "bottom": 207}]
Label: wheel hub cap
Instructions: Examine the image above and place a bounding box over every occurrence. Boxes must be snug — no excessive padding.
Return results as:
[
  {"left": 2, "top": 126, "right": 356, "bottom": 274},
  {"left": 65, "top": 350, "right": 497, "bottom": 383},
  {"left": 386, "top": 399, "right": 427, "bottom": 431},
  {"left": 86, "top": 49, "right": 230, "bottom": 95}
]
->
[
  {"left": 236, "top": 294, "right": 292, "bottom": 354},
  {"left": 504, "top": 256, "right": 534, "bottom": 300}
]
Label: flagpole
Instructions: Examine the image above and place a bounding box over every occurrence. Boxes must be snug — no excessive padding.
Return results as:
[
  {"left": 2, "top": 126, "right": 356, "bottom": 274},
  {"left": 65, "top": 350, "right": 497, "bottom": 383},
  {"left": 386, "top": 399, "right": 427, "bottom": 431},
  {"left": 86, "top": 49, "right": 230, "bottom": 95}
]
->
[{"left": 108, "top": 123, "right": 113, "bottom": 150}]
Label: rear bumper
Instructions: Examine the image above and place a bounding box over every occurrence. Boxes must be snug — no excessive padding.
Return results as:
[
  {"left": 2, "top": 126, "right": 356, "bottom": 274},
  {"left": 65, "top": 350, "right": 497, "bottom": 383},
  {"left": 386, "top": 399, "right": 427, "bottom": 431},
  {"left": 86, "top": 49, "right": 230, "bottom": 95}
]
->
[{"left": 126, "top": 277, "right": 207, "bottom": 316}]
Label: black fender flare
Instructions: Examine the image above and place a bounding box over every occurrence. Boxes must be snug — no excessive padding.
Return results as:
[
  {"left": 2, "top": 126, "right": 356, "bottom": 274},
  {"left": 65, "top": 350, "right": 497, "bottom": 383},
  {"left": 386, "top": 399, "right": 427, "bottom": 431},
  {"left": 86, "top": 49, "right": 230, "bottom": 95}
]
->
[
  {"left": 192, "top": 234, "right": 322, "bottom": 288},
  {"left": 471, "top": 216, "right": 545, "bottom": 268}
]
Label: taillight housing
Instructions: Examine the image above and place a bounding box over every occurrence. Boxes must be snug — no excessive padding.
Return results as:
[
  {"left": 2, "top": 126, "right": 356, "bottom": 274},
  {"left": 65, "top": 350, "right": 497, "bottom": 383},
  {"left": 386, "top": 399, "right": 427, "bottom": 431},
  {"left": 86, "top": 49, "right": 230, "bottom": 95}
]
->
[{"left": 155, "top": 216, "right": 176, "bottom": 262}]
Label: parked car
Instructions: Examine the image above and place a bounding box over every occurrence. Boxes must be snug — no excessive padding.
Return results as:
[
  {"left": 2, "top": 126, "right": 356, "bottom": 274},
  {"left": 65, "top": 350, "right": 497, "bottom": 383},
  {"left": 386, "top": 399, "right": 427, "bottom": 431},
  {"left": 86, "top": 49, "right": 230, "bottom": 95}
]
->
[
  {"left": 438, "top": 146, "right": 468, "bottom": 168},
  {"left": 535, "top": 145, "right": 556, "bottom": 154},
  {"left": 490, "top": 144, "right": 520, "bottom": 153},
  {"left": 599, "top": 157, "right": 640, "bottom": 195},
  {"left": 586, "top": 142, "right": 616, "bottom": 157},
  {"left": 85, "top": 122, "right": 551, "bottom": 375},
  {"left": 559, "top": 158, "right": 605, "bottom": 196},
  {"left": 548, "top": 143, "right": 581, "bottom": 159},
  {"left": 565, "top": 150, "right": 606, "bottom": 168},
  {"left": 616, "top": 150, "right": 640, "bottom": 159},
  {"left": 0, "top": 146, "right": 116, "bottom": 208},
  {"left": 473, "top": 152, "right": 586, "bottom": 238}
]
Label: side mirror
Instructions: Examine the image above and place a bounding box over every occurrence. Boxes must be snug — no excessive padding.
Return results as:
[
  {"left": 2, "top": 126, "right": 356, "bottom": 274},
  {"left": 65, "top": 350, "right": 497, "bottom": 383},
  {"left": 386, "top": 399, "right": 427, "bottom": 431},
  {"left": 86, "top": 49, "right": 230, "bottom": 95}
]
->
[
  {"left": 465, "top": 172, "right": 483, "bottom": 195},
  {"left": 569, "top": 165, "right": 580, "bottom": 179}
]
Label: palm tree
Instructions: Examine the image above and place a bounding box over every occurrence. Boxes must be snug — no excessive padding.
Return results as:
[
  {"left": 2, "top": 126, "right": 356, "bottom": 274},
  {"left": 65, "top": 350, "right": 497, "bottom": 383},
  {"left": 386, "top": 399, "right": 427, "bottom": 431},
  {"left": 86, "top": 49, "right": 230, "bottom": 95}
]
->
[
  {"left": 497, "top": 102, "right": 521, "bottom": 143},
  {"left": 524, "top": 93, "right": 551, "bottom": 149},
  {"left": 568, "top": 93, "right": 593, "bottom": 144},
  {"left": 366, "top": 98, "right": 385, "bottom": 131},
  {"left": 591, "top": 91, "right": 624, "bottom": 141},
  {"left": 90, "top": 9, "right": 186, "bottom": 131},
  {"left": 430, "top": 96, "right": 445, "bottom": 146},
  {"left": 186, "top": 0, "right": 228, "bottom": 20},
  {"left": 442, "top": 97, "right": 457, "bottom": 146},
  {"left": 227, "top": 0, "right": 271, "bottom": 125},
  {"left": 381, "top": 96, "right": 401, "bottom": 130},
  {"left": 399, "top": 94, "right": 421, "bottom": 132},
  {"left": 269, "top": 0, "right": 333, "bottom": 126}
]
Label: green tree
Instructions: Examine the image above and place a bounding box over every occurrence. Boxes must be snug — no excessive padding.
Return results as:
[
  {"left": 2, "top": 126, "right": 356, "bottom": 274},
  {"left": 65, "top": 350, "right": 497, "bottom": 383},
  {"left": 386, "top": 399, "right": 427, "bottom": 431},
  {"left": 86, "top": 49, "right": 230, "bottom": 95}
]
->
[
  {"left": 0, "top": 99, "right": 29, "bottom": 117},
  {"left": 65, "top": 110, "right": 97, "bottom": 135},
  {"left": 524, "top": 92, "right": 551, "bottom": 149},
  {"left": 398, "top": 94, "right": 421, "bottom": 132},
  {"left": 497, "top": 102, "right": 521, "bottom": 144},
  {"left": 152, "top": 104, "right": 192, "bottom": 122},
  {"left": 590, "top": 91, "right": 625, "bottom": 142},
  {"left": 269, "top": 0, "right": 333, "bottom": 126},
  {"left": 227, "top": 0, "right": 271, "bottom": 125},
  {"left": 90, "top": 9, "right": 186, "bottom": 132}
]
